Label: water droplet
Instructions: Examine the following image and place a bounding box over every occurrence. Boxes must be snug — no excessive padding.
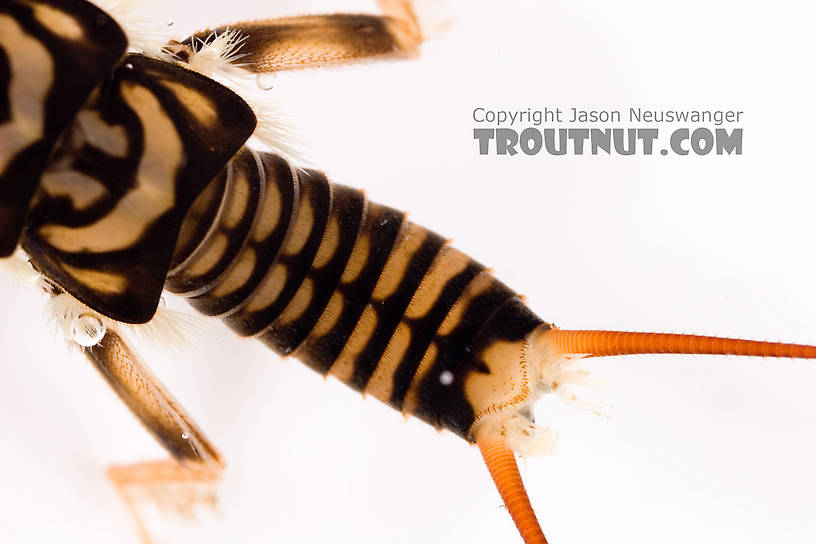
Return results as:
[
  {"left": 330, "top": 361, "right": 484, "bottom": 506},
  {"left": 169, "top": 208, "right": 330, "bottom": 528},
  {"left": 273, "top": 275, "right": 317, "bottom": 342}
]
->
[
  {"left": 124, "top": 63, "right": 134, "bottom": 70},
  {"left": 159, "top": 296, "right": 167, "bottom": 309},
  {"left": 181, "top": 432, "right": 189, "bottom": 440},
  {"left": 71, "top": 313, "right": 106, "bottom": 347},
  {"left": 439, "top": 370, "right": 454, "bottom": 386},
  {"left": 256, "top": 72, "right": 276, "bottom": 90},
  {"left": 166, "top": 17, "right": 175, "bottom": 27}
]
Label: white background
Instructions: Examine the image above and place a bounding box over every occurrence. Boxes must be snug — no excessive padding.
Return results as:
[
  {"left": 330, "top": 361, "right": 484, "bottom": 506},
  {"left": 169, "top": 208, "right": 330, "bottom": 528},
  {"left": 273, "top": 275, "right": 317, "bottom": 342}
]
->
[{"left": 2, "top": 1, "right": 816, "bottom": 543}]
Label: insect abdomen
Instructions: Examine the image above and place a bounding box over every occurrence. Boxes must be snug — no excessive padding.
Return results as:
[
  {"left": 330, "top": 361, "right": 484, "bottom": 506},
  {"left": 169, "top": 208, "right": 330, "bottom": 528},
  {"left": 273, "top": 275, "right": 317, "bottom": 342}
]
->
[{"left": 168, "top": 149, "right": 546, "bottom": 438}]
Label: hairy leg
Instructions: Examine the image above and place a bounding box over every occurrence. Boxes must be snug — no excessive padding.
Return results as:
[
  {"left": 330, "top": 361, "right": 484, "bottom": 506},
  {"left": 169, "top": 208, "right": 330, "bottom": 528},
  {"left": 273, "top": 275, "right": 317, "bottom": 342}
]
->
[
  {"left": 177, "top": 0, "right": 427, "bottom": 72},
  {"left": 85, "top": 329, "right": 223, "bottom": 543}
]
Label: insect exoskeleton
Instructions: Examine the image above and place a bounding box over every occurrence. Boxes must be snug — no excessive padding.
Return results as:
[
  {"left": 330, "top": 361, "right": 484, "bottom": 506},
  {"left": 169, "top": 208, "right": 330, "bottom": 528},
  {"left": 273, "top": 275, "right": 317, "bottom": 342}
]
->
[{"left": 1, "top": 1, "right": 816, "bottom": 543}]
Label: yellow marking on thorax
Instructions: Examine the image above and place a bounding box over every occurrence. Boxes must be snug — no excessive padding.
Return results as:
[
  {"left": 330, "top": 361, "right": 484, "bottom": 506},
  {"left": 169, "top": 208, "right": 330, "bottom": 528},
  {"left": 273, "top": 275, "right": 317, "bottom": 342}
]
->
[
  {"left": 401, "top": 342, "right": 438, "bottom": 414},
  {"left": 0, "top": 15, "right": 52, "bottom": 176},
  {"left": 329, "top": 305, "right": 378, "bottom": 383},
  {"left": 38, "top": 83, "right": 182, "bottom": 253},
  {"left": 403, "top": 246, "right": 470, "bottom": 319},
  {"left": 61, "top": 262, "right": 128, "bottom": 294},
  {"left": 365, "top": 322, "right": 412, "bottom": 402},
  {"left": 32, "top": 4, "right": 83, "bottom": 40},
  {"left": 158, "top": 80, "right": 217, "bottom": 126},
  {"left": 73, "top": 110, "right": 129, "bottom": 157},
  {"left": 244, "top": 262, "right": 287, "bottom": 313},
  {"left": 40, "top": 169, "right": 106, "bottom": 210},
  {"left": 42, "top": 110, "right": 127, "bottom": 208},
  {"left": 209, "top": 247, "right": 257, "bottom": 298},
  {"left": 464, "top": 339, "right": 534, "bottom": 425},
  {"left": 183, "top": 232, "right": 228, "bottom": 277},
  {"left": 312, "top": 215, "right": 339, "bottom": 269},
  {"left": 371, "top": 223, "right": 428, "bottom": 301}
]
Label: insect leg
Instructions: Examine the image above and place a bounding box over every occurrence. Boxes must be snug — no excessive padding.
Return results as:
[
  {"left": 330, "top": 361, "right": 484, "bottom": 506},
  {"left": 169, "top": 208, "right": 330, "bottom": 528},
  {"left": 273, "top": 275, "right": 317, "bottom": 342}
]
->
[
  {"left": 177, "top": 0, "right": 425, "bottom": 72},
  {"left": 84, "top": 328, "right": 223, "bottom": 543}
]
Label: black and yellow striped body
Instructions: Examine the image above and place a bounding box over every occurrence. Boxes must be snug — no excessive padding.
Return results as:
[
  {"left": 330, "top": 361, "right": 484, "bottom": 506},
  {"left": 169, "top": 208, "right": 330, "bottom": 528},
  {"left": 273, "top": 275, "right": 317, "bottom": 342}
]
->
[
  {"left": 0, "top": 0, "right": 548, "bottom": 440},
  {"left": 167, "top": 149, "right": 548, "bottom": 438}
]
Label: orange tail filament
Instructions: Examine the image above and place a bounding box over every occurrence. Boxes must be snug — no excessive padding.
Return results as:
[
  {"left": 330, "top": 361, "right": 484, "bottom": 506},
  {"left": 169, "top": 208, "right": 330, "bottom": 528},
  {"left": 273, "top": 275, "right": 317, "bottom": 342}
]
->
[
  {"left": 476, "top": 431, "right": 548, "bottom": 544},
  {"left": 544, "top": 329, "right": 816, "bottom": 359}
]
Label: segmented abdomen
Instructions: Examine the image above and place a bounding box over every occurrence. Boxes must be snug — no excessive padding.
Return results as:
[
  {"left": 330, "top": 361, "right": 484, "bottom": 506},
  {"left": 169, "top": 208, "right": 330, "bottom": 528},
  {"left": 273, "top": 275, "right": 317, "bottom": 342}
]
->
[{"left": 167, "top": 148, "right": 545, "bottom": 438}]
